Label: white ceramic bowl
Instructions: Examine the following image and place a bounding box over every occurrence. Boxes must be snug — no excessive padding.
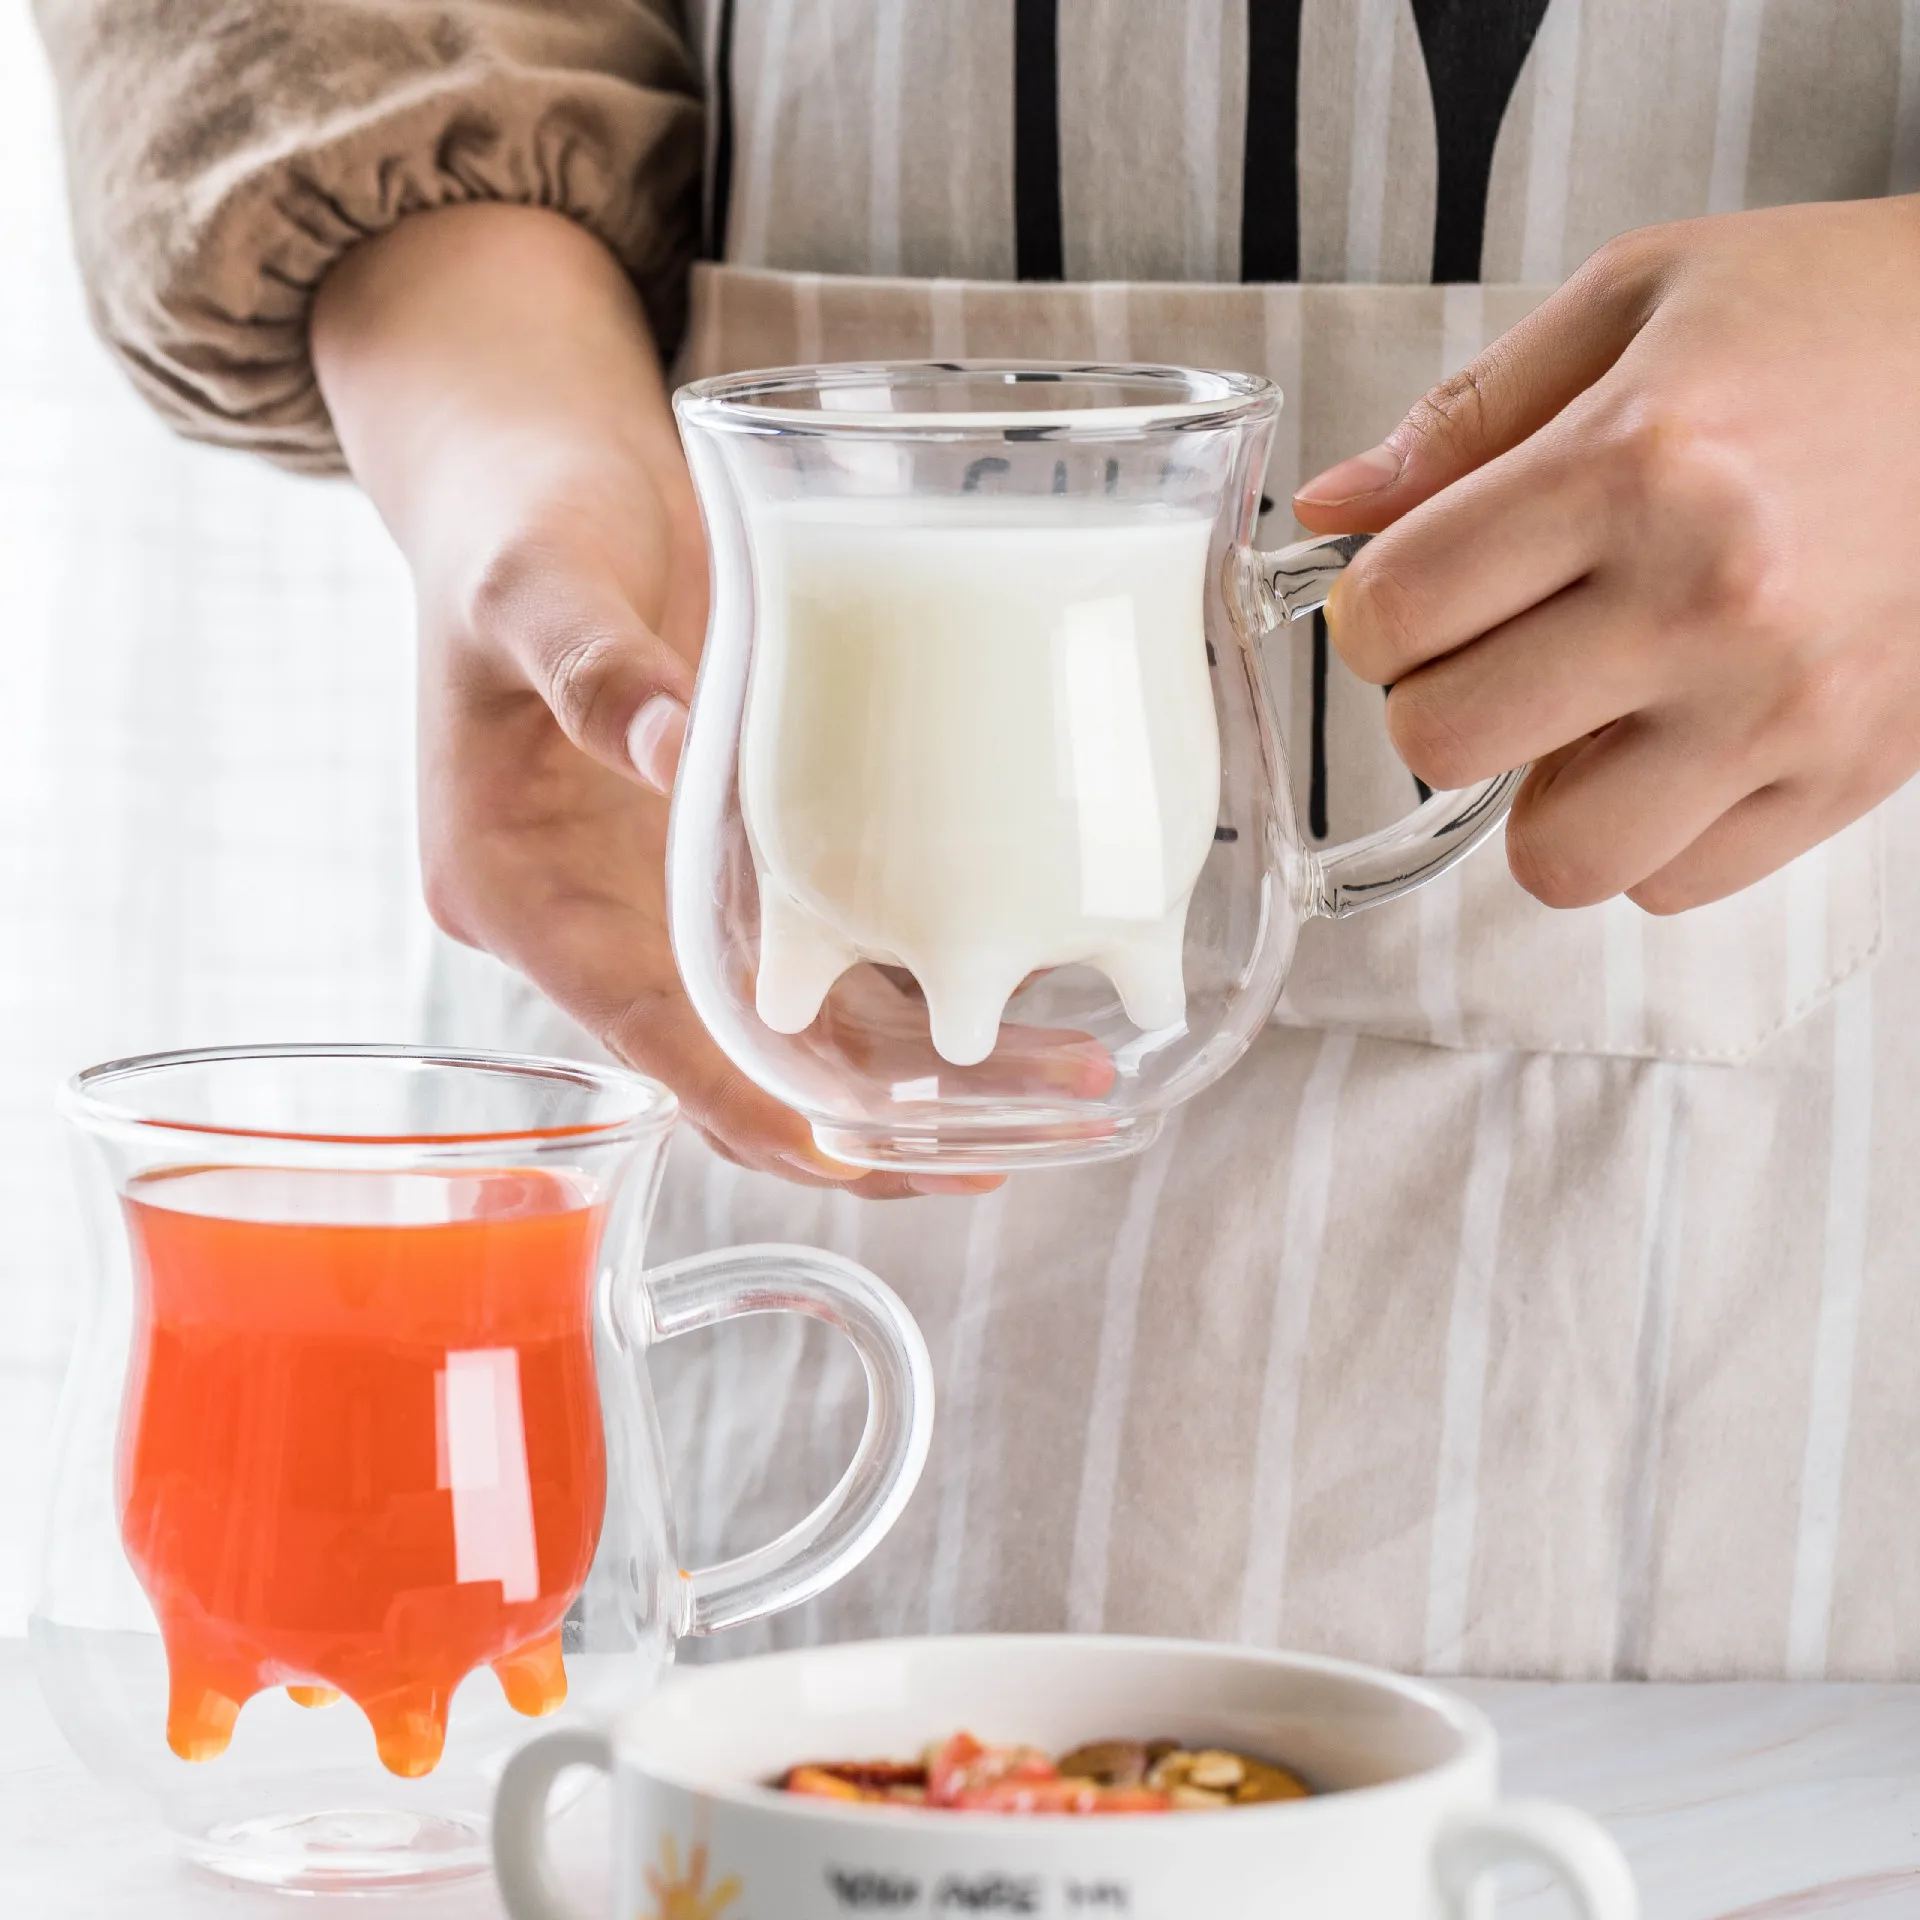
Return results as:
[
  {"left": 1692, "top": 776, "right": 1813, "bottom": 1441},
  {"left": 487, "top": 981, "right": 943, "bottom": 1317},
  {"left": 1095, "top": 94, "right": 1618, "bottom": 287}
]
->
[{"left": 493, "top": 1635, "right": 1637, "bottom": 1919}]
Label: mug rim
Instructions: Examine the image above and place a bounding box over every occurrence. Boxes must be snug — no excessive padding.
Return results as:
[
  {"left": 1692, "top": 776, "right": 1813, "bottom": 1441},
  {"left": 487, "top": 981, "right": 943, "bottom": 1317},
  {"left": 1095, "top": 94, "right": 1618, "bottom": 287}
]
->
[
  {"left": 675, "top": 360, "right": 1280, "bottom": 439},
  {"left": 616, "top": 1633, "right": 1494, "bottom": 1829},
  {"left": 57, "top": 1042, "right": 679, "bottom": 1150}
]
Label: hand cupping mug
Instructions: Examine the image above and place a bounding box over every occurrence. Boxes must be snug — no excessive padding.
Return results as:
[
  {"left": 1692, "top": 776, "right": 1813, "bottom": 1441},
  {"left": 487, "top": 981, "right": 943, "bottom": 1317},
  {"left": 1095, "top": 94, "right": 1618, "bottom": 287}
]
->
[
  {"left": 669, "top": 362, "right": 1522, "bottom": 1177},
  {"left": 493, "top": 1635, "right": 1638, "bottom": 1920}
]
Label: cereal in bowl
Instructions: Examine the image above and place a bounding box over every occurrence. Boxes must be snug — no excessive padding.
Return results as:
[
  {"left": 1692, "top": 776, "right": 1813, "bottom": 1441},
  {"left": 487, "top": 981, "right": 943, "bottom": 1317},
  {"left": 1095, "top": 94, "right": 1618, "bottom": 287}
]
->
[{"left": 779, "top": 1734, "right": 1311, "bottom": 1814}]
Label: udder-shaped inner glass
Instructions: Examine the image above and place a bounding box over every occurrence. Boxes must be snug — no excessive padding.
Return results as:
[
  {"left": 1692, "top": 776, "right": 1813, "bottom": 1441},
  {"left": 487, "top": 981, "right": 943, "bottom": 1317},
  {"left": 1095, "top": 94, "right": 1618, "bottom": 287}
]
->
[
  {"left": 116, "top": 1166, "right": 607, "bottom": 1779},
  {"left": 740, "top": 500, "right": 1223, "bottom": 1066}
]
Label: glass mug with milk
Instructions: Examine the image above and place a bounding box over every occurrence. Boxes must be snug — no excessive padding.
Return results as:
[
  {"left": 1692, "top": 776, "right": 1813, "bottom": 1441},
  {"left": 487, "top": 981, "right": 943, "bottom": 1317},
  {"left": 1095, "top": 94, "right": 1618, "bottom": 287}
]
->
[{"left": 670, "top": 364, "right": 1521, "bottom": 1174}]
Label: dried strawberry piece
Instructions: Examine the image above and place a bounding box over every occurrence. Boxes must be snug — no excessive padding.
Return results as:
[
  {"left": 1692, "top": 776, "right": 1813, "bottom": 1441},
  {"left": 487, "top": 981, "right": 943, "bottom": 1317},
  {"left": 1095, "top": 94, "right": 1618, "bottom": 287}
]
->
[
  {"left": 925, "top": 1732, "right": 1055, "bottom": 1807},
  {"left": 1084, "top": 1787, "right": 1174, "bottom": 1814},
  {"left": 924, "top": 1731, "right": 987, "bottom": 1805}
]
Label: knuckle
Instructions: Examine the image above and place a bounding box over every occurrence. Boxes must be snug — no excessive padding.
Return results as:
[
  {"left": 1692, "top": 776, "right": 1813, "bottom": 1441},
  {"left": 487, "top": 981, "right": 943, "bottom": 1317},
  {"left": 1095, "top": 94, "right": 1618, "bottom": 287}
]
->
[
  {"left": 1693, "top": 533, "right": 1785, "bottom": 632},
  {"left": 1504, "top": 807, "right": 1611, "bottom": 910},
  {"left": 458, "top": 536, "right": 670, "bottom": 759},
  {"left": 459, "top": 536, "right": 559, "bottom": 645},
  {"left": 1575, "top": 225, "right": 1675, "bottom": 330},
  {"left": 1768, "top": 647, "right": 1875, "bottom": 750},
  {"left": 1384, "top": 681, "right": 1485, "bottom": 789},
  {"left": 1338, "top": 549, "right": 1431, "bottom": 678},
  {"left": 1407, "top": 360, "right": 1495, "bottom": 455},
  {"left": 1604, "top": 405, "right": 1709, "bottom": 512},
  {"left": 1601, "top": 405, "right": 1789, "bottom": 626},
  {"left": 1586, "top": 231, "right": 1640, "bottom": 284},
  {"left": 541, "top": 625, "right": 633, "bottom": 754},
  {"left": 1587, "top": 227, "right": 1662, "bottom": 296}
]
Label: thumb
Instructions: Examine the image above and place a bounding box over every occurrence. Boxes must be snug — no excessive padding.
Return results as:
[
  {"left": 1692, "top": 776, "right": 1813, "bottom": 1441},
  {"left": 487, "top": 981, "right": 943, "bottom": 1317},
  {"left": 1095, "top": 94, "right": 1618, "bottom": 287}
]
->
[
  {"left": 492, "top": 563, "right": 699, "bottom": 796},
  {"left": 1290, "top": 238, "right": 1659, "bottom": 533}
]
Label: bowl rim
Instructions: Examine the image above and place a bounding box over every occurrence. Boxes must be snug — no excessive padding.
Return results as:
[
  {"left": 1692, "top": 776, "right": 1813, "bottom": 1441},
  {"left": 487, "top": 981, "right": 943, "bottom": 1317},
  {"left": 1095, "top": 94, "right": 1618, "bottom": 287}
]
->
[{"left": 615, "top": 1633, "right": 1494, "bottom": 1830}]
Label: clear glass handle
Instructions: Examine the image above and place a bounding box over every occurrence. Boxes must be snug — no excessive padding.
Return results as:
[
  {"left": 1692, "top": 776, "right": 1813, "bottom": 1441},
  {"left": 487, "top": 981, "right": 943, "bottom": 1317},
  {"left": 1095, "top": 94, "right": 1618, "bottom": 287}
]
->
[
  {"left": 1249, "top": 532, "right": 1526, "bottom": 918},
  {"left": 617, "top": 1244, "right": 935, "bottom": 1635}
]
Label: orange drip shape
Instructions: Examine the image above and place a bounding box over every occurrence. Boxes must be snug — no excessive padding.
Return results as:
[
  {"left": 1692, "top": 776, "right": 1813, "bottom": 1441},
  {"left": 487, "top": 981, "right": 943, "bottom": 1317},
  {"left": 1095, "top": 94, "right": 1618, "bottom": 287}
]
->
[
  {"left": 117, "top": 1167, "right": 608, "bottom": 1778},
  {"left": 159, "top": 1620, "right": 571, "bottom": 1780}
]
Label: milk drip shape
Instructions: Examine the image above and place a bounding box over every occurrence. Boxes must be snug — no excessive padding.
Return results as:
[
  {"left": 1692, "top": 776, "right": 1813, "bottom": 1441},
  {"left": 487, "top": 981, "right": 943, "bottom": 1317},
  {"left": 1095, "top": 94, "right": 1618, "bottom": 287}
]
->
[{"left": 739, "top": 500, "right": 1223, "bottom": 1065}]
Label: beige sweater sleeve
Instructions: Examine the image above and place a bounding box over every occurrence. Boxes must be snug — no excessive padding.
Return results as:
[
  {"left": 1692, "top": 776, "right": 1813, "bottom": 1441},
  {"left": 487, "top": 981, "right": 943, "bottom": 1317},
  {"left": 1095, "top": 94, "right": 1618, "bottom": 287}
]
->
[{"left": 33, "top": 0, "right": 704, "bottom": 473}]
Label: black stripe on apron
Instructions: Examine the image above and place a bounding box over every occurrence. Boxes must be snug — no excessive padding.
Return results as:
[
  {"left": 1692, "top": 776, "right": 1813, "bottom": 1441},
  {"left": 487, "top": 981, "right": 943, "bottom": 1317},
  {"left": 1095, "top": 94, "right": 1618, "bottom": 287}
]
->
[
  {"left": 1014, "top": 0, "right": 1065, "bottom": 280},
  {"left": 1411, "top": 0, "right": 1553, "bottom": 282},
  {"left": 706, "top": 0, "right": 738, "bottom": 260},
  {"left": 1240, "top": 0, "right": 1306, "bottom": 283},
  {"left": 1310, "top": 612, "right": 1330, "bottom": 841}
]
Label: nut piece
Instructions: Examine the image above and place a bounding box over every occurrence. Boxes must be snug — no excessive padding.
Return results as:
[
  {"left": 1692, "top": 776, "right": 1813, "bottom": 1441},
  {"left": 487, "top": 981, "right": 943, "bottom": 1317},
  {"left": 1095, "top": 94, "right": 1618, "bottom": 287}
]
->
[
  {"left": 1232, "top": 1757, "right": 1312, "bottom": 1804},
  {"left": 1056, "top": 1740, "right": 1152, "bottom": 1788},
  {"left": 1169, "top": 1784, "right": 1230, "bottom": 1810},
  {"left": 1185, "top": 1750, "right": 1246, "bottom": 1791},
  {"left": 1147, "top": 1745, "right": 1312, "bottom": 1807}
]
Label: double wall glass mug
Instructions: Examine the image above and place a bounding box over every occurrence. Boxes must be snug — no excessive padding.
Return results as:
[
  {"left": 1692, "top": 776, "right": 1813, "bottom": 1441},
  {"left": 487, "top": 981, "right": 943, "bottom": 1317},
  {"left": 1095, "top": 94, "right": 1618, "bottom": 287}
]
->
[
  {"left": 669, "top": 363, "right": 1522, "bottom": 1173},
  {"left": 36, "top": 1045, "right": 932, "bottom": 1892}
]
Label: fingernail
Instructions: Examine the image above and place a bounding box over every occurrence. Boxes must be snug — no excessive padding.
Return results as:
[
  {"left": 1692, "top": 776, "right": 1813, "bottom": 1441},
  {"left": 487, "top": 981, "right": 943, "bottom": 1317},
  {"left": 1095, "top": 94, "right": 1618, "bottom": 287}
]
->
[
  {"left": 626, "top": 695, "right": 688, "bottom": 795},
  {"left": 1295, "top": 441, "right": 1404, "bottom": 506}
]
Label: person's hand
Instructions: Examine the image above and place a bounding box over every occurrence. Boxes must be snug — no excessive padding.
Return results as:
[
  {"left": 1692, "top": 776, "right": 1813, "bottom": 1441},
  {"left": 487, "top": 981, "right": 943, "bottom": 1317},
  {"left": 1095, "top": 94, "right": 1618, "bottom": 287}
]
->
[
  {"left": 1292, "top": 195, "right": 1920, "bottom": 914},
  {"left": 312, "top": 205, "right": 994, "bottom": 1197}
]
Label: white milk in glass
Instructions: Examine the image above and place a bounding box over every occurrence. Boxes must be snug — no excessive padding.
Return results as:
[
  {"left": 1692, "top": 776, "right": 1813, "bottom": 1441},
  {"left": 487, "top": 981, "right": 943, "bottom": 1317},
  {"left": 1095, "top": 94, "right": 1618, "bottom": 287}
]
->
[{"left": 740, "top": 498, "right": 1221, "bottom": 1066}]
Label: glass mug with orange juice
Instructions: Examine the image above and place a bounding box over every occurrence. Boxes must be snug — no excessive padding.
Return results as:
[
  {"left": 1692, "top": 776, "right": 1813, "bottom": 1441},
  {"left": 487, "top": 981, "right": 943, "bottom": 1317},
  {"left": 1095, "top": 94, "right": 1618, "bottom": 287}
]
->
[{"left": 36, "top": 1045, "right": 932, "bottom": 1891}]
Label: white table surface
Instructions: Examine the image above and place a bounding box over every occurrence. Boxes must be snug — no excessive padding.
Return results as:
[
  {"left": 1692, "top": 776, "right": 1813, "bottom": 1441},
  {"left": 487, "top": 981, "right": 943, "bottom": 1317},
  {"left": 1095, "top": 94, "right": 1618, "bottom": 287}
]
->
[{"left": 3, "top": 1644, "right": 1917, "bottom": 1918}]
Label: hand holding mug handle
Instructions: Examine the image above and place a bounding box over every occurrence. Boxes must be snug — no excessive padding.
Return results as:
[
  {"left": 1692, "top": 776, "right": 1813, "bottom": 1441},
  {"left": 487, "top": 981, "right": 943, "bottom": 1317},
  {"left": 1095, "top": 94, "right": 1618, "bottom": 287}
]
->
[
  {"left": 1249, "top": 532, "right": 1528, "bottom": 915},
  {"left": 1434, "top": 1799, "right": 1640, "bottom": 1918}
]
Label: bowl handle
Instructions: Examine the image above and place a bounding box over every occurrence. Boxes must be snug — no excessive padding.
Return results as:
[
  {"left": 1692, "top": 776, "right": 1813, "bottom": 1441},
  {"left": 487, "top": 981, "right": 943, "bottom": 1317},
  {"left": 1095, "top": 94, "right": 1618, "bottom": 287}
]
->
[
  {"left": 493, "top": 1727, "right": 614, "bottom": 1920},
  {"left": 1434, "top": 1799, "right": 1640, "bottom": 1918}
]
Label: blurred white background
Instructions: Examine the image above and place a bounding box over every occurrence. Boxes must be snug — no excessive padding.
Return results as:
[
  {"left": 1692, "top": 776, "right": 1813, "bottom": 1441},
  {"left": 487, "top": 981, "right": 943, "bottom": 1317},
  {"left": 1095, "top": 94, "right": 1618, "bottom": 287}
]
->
[{"left": 0, "top": 10, "right": 431, "bottom": 1630}]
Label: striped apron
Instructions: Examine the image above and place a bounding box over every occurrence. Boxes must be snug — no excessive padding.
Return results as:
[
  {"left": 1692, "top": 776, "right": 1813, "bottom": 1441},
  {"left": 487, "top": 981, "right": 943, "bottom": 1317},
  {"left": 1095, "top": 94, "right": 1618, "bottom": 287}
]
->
[{"left": 426, "top": 0, "right": 1920, "bottom": 1678}]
